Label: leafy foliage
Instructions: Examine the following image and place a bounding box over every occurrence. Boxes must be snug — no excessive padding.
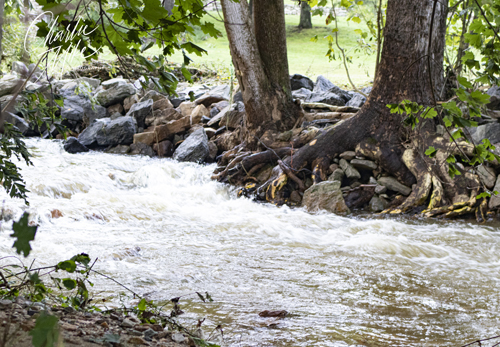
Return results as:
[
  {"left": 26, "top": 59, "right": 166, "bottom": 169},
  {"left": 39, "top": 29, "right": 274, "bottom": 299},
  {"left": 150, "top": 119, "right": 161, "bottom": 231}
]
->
[
  {"left": 10, "top": 212, "right": 37, "bottom": 256},
  {"left": 29, "top": 312, "right": 60, "bottom": 347}
]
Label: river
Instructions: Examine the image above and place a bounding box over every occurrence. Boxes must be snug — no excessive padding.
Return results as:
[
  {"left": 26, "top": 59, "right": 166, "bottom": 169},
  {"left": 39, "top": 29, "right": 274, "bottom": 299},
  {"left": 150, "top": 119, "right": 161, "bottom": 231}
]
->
[{"left": 0, "top": 138, "right": 499, "bottom": 347}]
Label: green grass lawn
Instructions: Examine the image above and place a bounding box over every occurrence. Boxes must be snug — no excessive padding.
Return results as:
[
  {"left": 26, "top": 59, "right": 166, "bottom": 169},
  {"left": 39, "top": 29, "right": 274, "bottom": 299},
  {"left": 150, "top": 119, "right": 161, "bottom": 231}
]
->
[
  {"left": 166, "top": 13, "right": 377, "bottom": 88},
  {"left": 30, "top": 10, "right": 376, "bottom": 88}
]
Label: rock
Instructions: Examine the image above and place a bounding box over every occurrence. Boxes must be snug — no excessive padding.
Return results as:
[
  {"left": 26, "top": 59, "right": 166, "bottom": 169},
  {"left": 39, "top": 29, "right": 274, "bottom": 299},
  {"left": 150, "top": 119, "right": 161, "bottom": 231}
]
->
[
  {"left": 306, "top": 91, "right": 345, "bottom": 106},
  {"left": 233, "top": 90, "right": 243, "bottom": 103},
  {"left": 171, "top": 333, "right": 185, "bottom": 344},
  {"left": 471, "top": 123, "right": 500, "bottom": 144},
  {"left": 127, "top": 336, "right": 148, "bottom": 345},
  {"left": 339, "top": 151, "right": 356, "bottom": 160},
  {"left": 477, "top": 165, "right": 496, "bottom": 189},
  {"left": 207, "top": 105, "right": 231, "bottom": 127},
  {"left": 346, "top": 93, "right": 366, "bottom": 108},
  {"left": 487, "top": 85, "right": 500, "bottom": 110},
  {"left": 210, "top": 106, "right": 221, "bottom": 118},
  {"left": 101, "top": 77, "right": 124, "bottom": 88},
  {"left": 122, "top": 318, "right": 135, "bottom": 328},
  {"left": 95, "top": 81, "right": 136, "bottom": 107},
  {"left": 4, "top": 112, "right": 30, "bottom": 135},
  {"left": 140, "top": 90, "right": 165, "bottom": 103},
  {"left": 374, "top": 184, "right": 387, "bottom": 194},
  {"left": 63, "top": 137, "right": 89, "bottom": 154},
  {"left": 146, "top": 108, "right": 182, "bottom": 127},
  {"left": 302, "top": 181, "right": 350, "bottom": 214},
  {"left": 290, "top": 190, "right": 302, "bottom": 204},
  {"left": 207, "top": 141, "right": 218, "bottom": 162},
  {"left": 83, "top": 104, "right": 108, "bottom": 125},
  {"left": 214, "top": 126, "right": 226, "bottom": 136},
  {"left": 292, "top": 87, "right": 313, "bottom": 100},
  {"left": 61, "top": 94, "right": 86, "bottom": 121},
  {"left": 369, "top": 196, "right": 387, "bottom": 212},
  {"left": 313, "top": 75, "right": 351, "bottom": 102},
  {"left": 195, "top": 85, "right": 230, "bottom": 107},
  {"left": 124, "top": 94, "right": 140, "bottom": 112},
  {"left": 130, "top": 143, "right": 155, "bottom": 157},
  {"left": 143, "top": 328, "right": 158, "bottom": 341},
  {"left": 178, "top": 101, "right": 197, "bottom": 117},
  {"left": 12, "top": 61, "right": 29, "bottom": 77},
  {"left": 125, "top": 99, "right": 153, "bottom": 129},
  {"left": 76, "top": 77, "right": 100, "bottom": 90},
  {"left": 220, "top": 102, "right": 245, "bottom": 129},
  {"left": 290, "top": 74, "right": 314, "bottom": 91},
  {"left": 378, "top": 176, "right": 412, "bottom": 196},
  {"left": 0, "top": 75, "right": 24, "bottom": 97},
  {"left": 153, "top": 140, "right": 174, "bottom": 157},
  {"left": 190, "top": 104, "right": 209, "bottom": 125},
  {"left": 133, "top": 116, "right": 191, "bottom": 146},
  {"left": 107, "top": 103, "right": 123, "bottom": 115},
  {"left": 173, "top": 128, "right": 209, "bottom": 163},
  {"left": 153, "top": 98, "right": 173, "bottom": 110},
  {"left": 345, "top": 186, "right": 375, "bottom": 209},
  {"left": 329, "top": 168, "right": 344, "bottom": 182},
  {"left": 350, "top": 159, "right": 377, "bottom": 171},
  {"left": 489, "top": 175, "right": 500, "bottom": 209},
  {"left": 106, "top": 145, "right": 130, "bottom": 154},
  {"left": 339, "top": 159, "right": 361, "bottom": 179},
  {"left": 79, "top": 116, "right": 136, "bottom": 147},
  {"left": 110, "top": 112, "right": 123, "bottom": 120}
]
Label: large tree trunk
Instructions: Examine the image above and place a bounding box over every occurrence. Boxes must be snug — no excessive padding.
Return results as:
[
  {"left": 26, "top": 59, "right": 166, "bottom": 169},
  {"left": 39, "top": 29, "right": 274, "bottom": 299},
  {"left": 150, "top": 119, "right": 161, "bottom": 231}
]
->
[
  {"left": 251, "top": 0, "right": 458, "bottom": 209},
  {"left": 220, "top": 0, "right": 300, "bottom": 143},
  {"left": 298, "top": 1, "right": 312, "bottom": 29},
  {"left": 0, "top": 0, "right": 4, "bottom": 62}
]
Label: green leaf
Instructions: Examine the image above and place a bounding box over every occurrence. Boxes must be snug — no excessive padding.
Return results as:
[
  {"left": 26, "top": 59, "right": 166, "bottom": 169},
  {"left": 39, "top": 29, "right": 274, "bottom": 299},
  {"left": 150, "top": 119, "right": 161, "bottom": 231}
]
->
[
  {"left": 425, "top": 146, "right": 437, "bottom": 158},
  {"left": 352, "top": 16, "right": 361, "bottom": 24},
  {"left": 56, "top": 260, "right": 76, "bottom": 273},
  {"left": 29, "top": 312, "right": 59, "bottom": 347},
  {"left": 477, "top": 192, "right": 491, "bottom": 199},
  {"left": 10, "top": 212, "right": 37, "bottom": 257},
  {"left": 340, "top": 0, "right": 352, "bottom": 8},
  {"left": 62, "top": 278, "right": 77, "bottom": 290},
  {"left": 138, "top": 298, "right": 147, "bottom": 311},
  {"left": 457, "top": 76, "right": 473, "bottom": 89},
  {"left": 71, "top": 253, "right": 91, "bottom": 267}
]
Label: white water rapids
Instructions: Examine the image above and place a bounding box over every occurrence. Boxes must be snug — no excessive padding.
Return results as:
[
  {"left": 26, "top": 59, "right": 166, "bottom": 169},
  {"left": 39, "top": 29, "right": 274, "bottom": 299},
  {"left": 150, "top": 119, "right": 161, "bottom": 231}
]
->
[{"left": 0, "top": 138, "right": 499, "bottom": 346}]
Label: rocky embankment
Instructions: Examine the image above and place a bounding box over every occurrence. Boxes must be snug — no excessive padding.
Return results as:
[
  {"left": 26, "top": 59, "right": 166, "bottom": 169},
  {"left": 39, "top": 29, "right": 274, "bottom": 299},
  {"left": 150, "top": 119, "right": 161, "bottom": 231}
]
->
[
  {"left": 0, "top": 297, "right": 199, "bottom": 346},
  {"left": 3, "top": 61, "right": 500, "bottom": 217}
]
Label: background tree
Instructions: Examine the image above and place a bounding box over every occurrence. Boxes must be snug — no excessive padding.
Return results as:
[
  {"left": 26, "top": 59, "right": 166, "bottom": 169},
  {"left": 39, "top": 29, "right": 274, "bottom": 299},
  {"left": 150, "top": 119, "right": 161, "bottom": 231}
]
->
[{"left": 299, "top": 1, "right": 312, "bottom": 29}]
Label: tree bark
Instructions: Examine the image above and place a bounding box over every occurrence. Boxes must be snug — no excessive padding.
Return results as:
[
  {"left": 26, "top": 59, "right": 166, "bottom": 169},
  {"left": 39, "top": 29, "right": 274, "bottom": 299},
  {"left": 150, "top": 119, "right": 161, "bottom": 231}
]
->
[
  {"left": 260, "top": 0, "right": 449, "bottom": 200},
  {"left": 298, "top": 2, "right": 312, "bottom": 29},
  {"left": 0, "top": 0, "right": 4, "bottom": 62},
  {"left": 220, "top": 0, "right": 300, "bottom": 142}
]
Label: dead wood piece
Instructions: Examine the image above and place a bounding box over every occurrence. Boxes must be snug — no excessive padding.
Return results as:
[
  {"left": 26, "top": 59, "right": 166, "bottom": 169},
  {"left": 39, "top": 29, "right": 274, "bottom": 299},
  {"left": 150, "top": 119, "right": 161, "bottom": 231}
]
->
[
  {"left": 311, "top": 157, "right": 330, "bottom": 184},
  {"left": 278, "top": 160, "right": 305, "bottom": 192},
  {"left": 241, "top": 147, "right": 294, "bottom": 172}
]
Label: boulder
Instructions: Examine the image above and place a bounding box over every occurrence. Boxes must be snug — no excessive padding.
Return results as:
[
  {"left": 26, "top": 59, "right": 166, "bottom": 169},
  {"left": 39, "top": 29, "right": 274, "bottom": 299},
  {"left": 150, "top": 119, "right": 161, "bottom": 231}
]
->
[
  {"left": 471, "top": 123, "right": 500, "bottom": 144},
  {"left": 140, "top": 90, "right": 166, "bottom": 103},
  {"left": 302, "top": 181, "right": 350, "bottom": 214},
  {"left": 190, "top": 104, "right": 209, "bottom": 125},
  {"left": 346, "top": 93, "right": 366, "bottom": 108},
  {"left": 61, "top": 94, "right": 87, "bottom": 121},
  {"left": 351, "top": 159, "right": 377, "bottom": 171},
  {"left": 130, "top": 143, "right": 155, "bottom": 157},
  {"left": 106, "top": 145, "right": 130, "bottom": 154},
  {"left": 313, "top": 75, "right": 351, "bottom": 102},
  {"left": 4, "top": 112, "right": 30, "bottom": 135},
  {"left": 207, "top": 141, "right": 218, "bottom": 162},
  {"left": 477, "top": 165, "right": 496, "bottom": 189},
  {"left": 125, "top": 99, "right": 153, "bottom": 129},
  {"left": 207, "top": 105, "right": 231, "bottom": 127},
  {"left": 329, "top": 168, "right": 344, "bottom": 182},
  {"left": 173, "top": 128, "right": 209, "bottom": 163},
  {"left": 178, "top": 101, "right": 197, "bottom": 117},
  {"left": 95, "top": 81, "right": 136, "bottom": 107},
  {"left": 339, "top": 159, "right": 361, "bottom": 179},
  {"left": 489, "top": 175, "right": 500, "bottom": 209},
  {"left": 195, "top": 85, "right": 230, "bottom": 107},
  {"left": 133, "top": 116, "right": 191, "bottom": 146},
  {"left": 83, "top": 104, "right": 108, "bottom": 125},
  {"left": 290, "top": 74, "right": 314, "bottom": 91},
  {"left": 340, "top": 151, "right": 356, "bottom": 160},
  {"left": 107, "top": 104, "right": 123, "bottom": 115},
  {"left": 369, "top": 196, "right": 387, "bottom": 212},
  {"left": 153, "top": 98, "right": 173, "bottom": 110},
  {"left": 210, "top": 106, "right": 221, "bottom": 118},
  {"left": 12, "top": 61, "right": 29, "bottom": 77},
  {"left": 220, "top": 102, "right": 245, "bottom": 129},
  {"left": 306, "top": 91, "right": 345, "bottom": 106},
  {"left": 63, "top": 137, "right": 89, "bottom": 154},
  {"left": 79, "top": 116, "right": 136, "bottom": 147},
  {"left": 124, "top": 94, "right": 140, "bottom": 112},
  {"left": 377, "top": 176, "right": 412, "bottom": 196},
  {"left": 0, "top": 75, "right": 24, "bottom": 97},
  {"left": 146, "top": 108, "right": 182, "bottom": 127},
  {"left": 233, "top": 91, "right": 243, "bottom": 103},
  {"left": 292, "top": 88, "right": 312, "bottom": 100},
  {"left": 487, "top": 85, "right": 500, "bottom": 110},
  {"left": 101, "top": 77, "right": 125, "bottom": 89},
  {"left": 76, "top": 77, "right": 100, "bottom": 90},
  {"left": 153, "top": 140, "right": 174, "bottom": 157}
]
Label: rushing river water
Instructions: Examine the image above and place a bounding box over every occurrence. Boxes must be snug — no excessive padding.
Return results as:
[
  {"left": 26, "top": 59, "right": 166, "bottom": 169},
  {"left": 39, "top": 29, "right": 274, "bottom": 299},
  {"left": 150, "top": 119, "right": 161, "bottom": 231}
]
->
[{"left": 0, "top": 138, "right": 499, "bottom": 346}]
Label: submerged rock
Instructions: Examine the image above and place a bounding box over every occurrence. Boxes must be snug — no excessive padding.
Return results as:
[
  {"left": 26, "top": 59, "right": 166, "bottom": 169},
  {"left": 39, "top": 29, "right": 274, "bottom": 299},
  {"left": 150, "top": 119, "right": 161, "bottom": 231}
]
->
[
  {"left": 63, "top": 137, "right": 89, "bottom": 154},
  {"left": 173, "top": 127, "right": 209, "bottom": 163}
]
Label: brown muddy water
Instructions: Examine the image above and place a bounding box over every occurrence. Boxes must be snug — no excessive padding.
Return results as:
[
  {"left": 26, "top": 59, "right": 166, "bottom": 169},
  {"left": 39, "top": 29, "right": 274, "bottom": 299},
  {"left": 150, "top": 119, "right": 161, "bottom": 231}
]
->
[{"left": 0, "top": 138, "right": 499, "bottom": 347}]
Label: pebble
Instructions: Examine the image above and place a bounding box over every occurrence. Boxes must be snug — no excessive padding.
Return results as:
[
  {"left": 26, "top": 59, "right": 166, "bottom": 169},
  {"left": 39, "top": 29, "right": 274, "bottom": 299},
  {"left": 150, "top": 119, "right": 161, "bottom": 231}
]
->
[
  {"left": 171, "top": 332, "right": 185, "bottom": 343},
  {"left": 128, "top": 336, "right": 149, "bottom": 345},
  {"left": 122, "top": 318, "right": 135, "bottom": 328}
]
